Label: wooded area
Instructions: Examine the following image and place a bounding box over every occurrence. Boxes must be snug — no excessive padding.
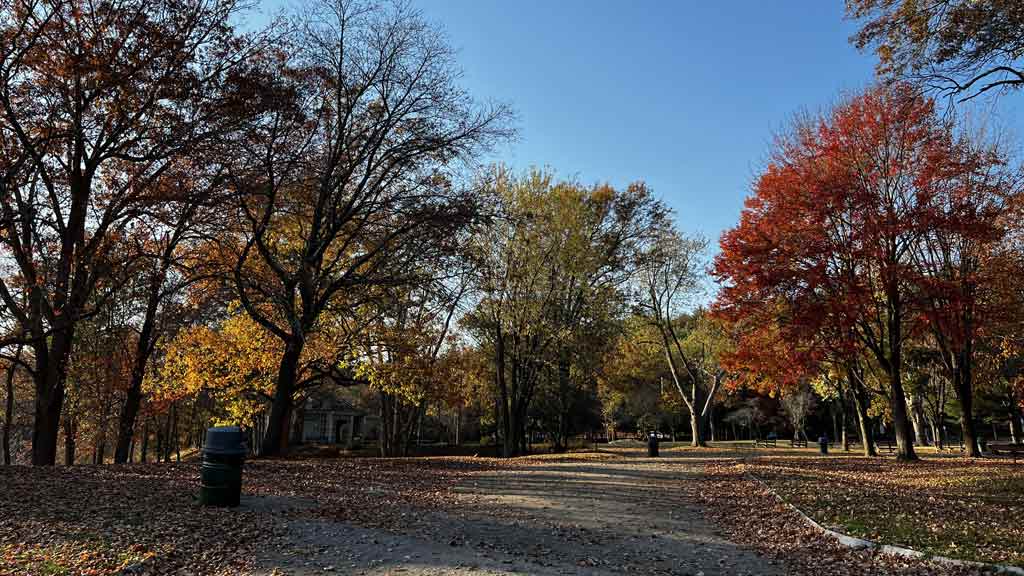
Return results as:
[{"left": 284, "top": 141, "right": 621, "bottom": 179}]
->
[
  {"left": 2, "top": 0, "right": 1024, "bottom": 573},
  {"left": 0, "top": 0, "right": 1022, "bottom": 468}
]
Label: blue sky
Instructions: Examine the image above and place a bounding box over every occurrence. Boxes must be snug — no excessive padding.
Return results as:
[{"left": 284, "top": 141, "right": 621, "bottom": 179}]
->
[
  {"left": 257, "top": 1, "right": 1023, "bottom": 249},
  {"left": 412, "top": 1, "right": 879, "bottom": 244},
  {"left": 407, "top": 0, "right": 1023, "bottom": 247}
]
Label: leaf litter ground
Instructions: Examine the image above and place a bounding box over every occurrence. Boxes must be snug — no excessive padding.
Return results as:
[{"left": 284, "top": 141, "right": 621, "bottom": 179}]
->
[{"left": 1, "top": 446, "right": 1018, "bottom": 575}]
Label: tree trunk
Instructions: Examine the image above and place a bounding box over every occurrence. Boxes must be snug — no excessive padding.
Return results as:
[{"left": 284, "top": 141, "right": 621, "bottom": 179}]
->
[
  {"left": 63, "top": 411, "right": 76, "bottom": 465},
  {"left": 114, "top": 292, "right": 161, "bottom": 463},
  {"left": 910, "top": 392, "right": 929, "bottom": 446},
  {"left": 262, "top": 339, "right": 304, "bottom": 457},
  {"left": 493, "top": 327, "right": 513, "bottom": 458},
  {"left": 172, "top": 403, "right": 181, "bottom": 462},
  {"left": 953, "top": 360, "right": 980, "bottom": 457},
  {"left": 378, "top": 394, "right": 390, "bottom": 457},
  {"left": 493, "top": 396, "right": 502, "bottom": 456},
  {"left": 888, "top": 374, "right": 917, "bottom": 460},
  {"left": 455, "top": 405, "right": 462, "bottom": 446},
  {"left": 32, "top": 329, "right": 74, "bottom": 465},
  {"left": 841, "top": 412, "right": 849, "bottom": 451},
  {"left": 2, "top": 348, "right": 19, "bottom": 465},
  {"left": 518, "top": 405, "right": 529, "bottom": 455},
  {"left": 849, "top": 369, "right": 876, "bottom": 457},
  {"left": 833, "top": 378, "right": 847, "bottom": 447},
  {"left": 931, "top": 420, "right": 943, "bottom": 450},
  {"left": 140, "top": 419, "right": 150, "bottom": 463},
  {"left": 507, "top": 403, "right": 520, "bottom": 457},
  {"left": 877, "top": 291, "right": 917, "bottom": 461},
  {"left": 94, "top": 395, "right": 109, "bottom": 465},
  {"left": 690, "top": 410, "right": 704, "bottom": 447},
  {"left": 162, "top": 411, "right": 173, "bottom": 462},
  {"left": 379, "top": 392, "right": 422, "bottom": 457},
  {"left": 556, "top": 350, "right": 570, "bottom": 452},
  {"left": 887, "top": 352, "right": 917, "bottom": 460},
  {"left": 1010, "top": 410, "right": 1022, "bottom": 444},
  {"left": 690, "top": 385, "right": 706, "bottom": 447}
]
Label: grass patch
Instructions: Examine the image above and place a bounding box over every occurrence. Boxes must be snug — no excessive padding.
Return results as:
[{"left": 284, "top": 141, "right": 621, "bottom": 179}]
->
[{"left": 746, "top": 456, "right": 1024, "bottom": 566}]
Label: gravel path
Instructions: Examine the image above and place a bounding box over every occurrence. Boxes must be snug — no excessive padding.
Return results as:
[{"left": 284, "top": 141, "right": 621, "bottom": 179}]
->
[{"left": 254, "top": 450, "right": 780, "bottom": 575}]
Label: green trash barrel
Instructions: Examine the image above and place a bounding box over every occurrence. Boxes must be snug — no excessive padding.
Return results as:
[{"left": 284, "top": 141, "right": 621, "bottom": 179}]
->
[{"left": 199, "top": 426, "right": 247, "bottom": 507}]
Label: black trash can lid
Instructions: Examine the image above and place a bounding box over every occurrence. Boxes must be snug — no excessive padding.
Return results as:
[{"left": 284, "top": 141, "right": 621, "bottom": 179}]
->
[{"left": 204, "top": 426, "right": 247, "bottom": 456}]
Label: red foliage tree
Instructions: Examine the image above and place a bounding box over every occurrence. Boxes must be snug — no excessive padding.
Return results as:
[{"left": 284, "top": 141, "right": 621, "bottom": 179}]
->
[{"left": 713, "top": 84, "right": 1016, "bottom": 461}]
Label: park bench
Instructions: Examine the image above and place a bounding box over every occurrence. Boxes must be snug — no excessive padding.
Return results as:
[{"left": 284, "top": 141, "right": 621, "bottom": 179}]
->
[
  {"left": 988, "top": 442, "right": 1024, "bottom": 462},
  {"left": 790, "top": 438, "right": 807, "bottom": 448},
  {"left": 752, "top": 437, "right": 777, "bottom": 448}
]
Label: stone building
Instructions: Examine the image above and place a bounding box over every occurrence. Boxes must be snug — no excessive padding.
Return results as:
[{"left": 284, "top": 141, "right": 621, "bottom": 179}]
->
[{"left": 298, "top": 389, "right": 378, "bottom": 448}]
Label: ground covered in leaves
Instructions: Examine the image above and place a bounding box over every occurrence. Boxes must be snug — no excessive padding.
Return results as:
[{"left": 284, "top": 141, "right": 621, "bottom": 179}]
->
[
  {"left": 0, "top": 458, "right": 477, "bottom": 575},
  {"left": 741, "top": 455, "right": 1024, "bottom": 567},
  {"left": 2, "top": 447, "right": 1020, "bottom": 575}
]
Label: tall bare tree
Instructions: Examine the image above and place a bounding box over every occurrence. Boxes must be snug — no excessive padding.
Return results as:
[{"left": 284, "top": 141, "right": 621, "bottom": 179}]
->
[
  {"left": 226, "top": 0, "right": 511, "bottom": 455},
  {"left": 638, "top": 230, "right": 713, "bottom": 446}
]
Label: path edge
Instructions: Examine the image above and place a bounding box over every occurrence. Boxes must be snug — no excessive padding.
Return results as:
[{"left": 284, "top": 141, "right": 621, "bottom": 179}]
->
[{"left": 742, "top": 469, "right": 1024, "bottom": 575}]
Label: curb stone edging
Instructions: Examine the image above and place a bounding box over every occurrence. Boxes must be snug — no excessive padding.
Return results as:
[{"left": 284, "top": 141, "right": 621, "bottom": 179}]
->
[{"left": 743, "top": 470, "right": 1024, "bottom": 575}]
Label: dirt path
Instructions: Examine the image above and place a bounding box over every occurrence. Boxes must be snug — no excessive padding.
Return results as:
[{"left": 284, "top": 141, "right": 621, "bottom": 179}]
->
[{"left": 254, "top": 450, "right": 780, "bottom": 575}]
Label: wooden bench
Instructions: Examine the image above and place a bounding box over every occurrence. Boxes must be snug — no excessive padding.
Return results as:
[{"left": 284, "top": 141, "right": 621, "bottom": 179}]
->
[
  {"left": 790, "top": 438, "right": 807, "bottom": 448},
  {"left": 752, "top": 437, "right": 777, "bottom": 448},
  {"left": 989, "top": 442, "right": 1024, "bottom": 462}
]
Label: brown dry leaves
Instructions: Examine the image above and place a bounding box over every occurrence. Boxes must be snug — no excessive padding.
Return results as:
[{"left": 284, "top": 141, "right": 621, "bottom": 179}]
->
[
  {"left": 243, "top": 458, "right": 482, "bottom": 530},
  {"left": 4, "top": 450, "right": 1018, "bottom": 576},
  {"left": 0, "top": 464, "right": 272, "bottom": 575},
  {"left": 0, "top": 457, "right": 480, "bottom": 575}
]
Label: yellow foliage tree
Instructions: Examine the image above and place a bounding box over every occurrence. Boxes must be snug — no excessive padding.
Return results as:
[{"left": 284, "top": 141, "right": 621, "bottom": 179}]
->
[{"left": 150, "top": 305, "right": 359, "bottom": 429}]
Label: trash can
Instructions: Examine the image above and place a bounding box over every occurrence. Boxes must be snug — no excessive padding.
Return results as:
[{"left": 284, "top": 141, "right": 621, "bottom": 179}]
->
[
  {"left": 818, "top": 435, "right": 829, "bottom": 455},
  {"left": 200, "top": 426, "right": 247, "bottom": 507},
  {"left": 647, "top": 433, "right": 659, "bottom": 457}
]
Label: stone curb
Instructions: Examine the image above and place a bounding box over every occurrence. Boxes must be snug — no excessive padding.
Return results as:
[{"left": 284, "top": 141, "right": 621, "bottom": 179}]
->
[{"left": 743, "top": 470, "right": 1024, "bottom": 575}]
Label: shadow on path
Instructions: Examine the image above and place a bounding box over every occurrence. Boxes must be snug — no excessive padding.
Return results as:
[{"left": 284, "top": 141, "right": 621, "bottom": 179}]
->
[{"left": 255, "top": 451, "right": 781, "bottom": 575}]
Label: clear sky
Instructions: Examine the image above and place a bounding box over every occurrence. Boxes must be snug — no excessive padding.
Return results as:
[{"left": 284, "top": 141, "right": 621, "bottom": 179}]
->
[
  {"left": 406, "top": 0, "right": 1024, "bottom": 249},
  {"left": 256, "top": 0, "right": 1023, "bottom": 249}
]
